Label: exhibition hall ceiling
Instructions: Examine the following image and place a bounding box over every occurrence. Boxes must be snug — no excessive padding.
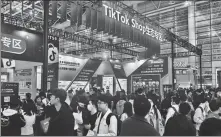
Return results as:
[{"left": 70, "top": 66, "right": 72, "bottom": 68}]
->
[{"left": 1, "top": 0, "right": 148, "bottom": 60}]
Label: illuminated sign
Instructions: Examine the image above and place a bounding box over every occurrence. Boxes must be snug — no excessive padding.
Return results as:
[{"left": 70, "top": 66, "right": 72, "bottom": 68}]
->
[
  {"left": 1, "top": 34, "right": 26, "bottom": 54},
  {"left": 103, "top": 4, "right": 163, "bottom": 41}
]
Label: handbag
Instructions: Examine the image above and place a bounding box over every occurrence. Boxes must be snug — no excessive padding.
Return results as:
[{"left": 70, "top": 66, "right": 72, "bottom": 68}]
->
[{"left": 40, "top": 117, "right": 50, "bottom": 134}]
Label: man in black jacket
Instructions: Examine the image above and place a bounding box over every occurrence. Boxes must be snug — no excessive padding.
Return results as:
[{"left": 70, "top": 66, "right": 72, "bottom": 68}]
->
[
  {"left": 120, "top": 95, "right": 160, "bottom": 136},
  {"left": 1, "top": 96, "right": 26, "bottom": 136},
  {"left": 47, "top": 88, "right": 75, "bottom": 136}
]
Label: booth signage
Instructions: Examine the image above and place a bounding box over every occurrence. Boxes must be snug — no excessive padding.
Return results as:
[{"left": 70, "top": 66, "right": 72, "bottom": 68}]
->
[
  {"left": 103, "top": 4, "right": 163, "bottom": 41},
  {"left": 47, "top": 36, "right": 59, "bottom": 90},
  {"left": 2, "top": 58, "right": 15, "bottom": 68},
  {"left": 110, "top": 61, "right": 126, "bottom": 78},
  {"left": 59, "top": 55, "right": 88, "bottom": 81},
  {"left": 75, "top": 59, "right": 102, "bottom": 81},
  {"left": 132, "top": 74, "right": 161, "bottom": 94},
  {"left": 1, "top": 34, "right": 26, "bottom": 54},
  {"left": 1, "top": 82, "right": 19, "bottom": 97},
  {"left": 1, "top": 23, "right": 43, "bottom": 62},
  {"left": 133, "top": 57, "right": 168, "bottom": 77}
]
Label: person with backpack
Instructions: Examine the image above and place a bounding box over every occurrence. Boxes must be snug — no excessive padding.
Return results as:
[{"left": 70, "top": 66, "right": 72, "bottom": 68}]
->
[
  {"left": 145, "top": 98, "right": 164, "bottom": 136},
  {"left": 120, "top": 96, "right": 160, "bottom": 136},
  {"left": 89, "top": 94, "right": 118, "bottom": 136},
  {"left": 1, "top": 96, "right": 26, "bottom": 136},
  {"left": 165, "top": 95, "right": 180, "bottom": 124},
  {"left": 193, "top": 92, "right": 209, "bottom": 134}
]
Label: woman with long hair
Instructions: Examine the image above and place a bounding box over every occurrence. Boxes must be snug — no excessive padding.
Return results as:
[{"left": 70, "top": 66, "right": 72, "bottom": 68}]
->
[
  {"left": 21, "top": 102, "right": 36, "bottom": 136},
  {"left": 120, "top": 101, "right": 133, "bottom": 122}
]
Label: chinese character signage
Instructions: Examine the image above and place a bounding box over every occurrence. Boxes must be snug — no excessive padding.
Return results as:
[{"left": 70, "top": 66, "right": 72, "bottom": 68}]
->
[
  {"left": 110, "top": 61, "right": 126, "bottom": 78},
  {"left": 75, "top": 59, "right": 102, "bottom": 81},
  {"left": 59, "top": 55, "right": 88, "bottom": 81},
  {"left": 1, "top": 23, "right": 43, "bottom": 62},
  {"left": 132, "top": 57, "right": 168, "bottom": 77},
  {"left": 103, "top": 4, "right": 163, "bottom": 42},
  {"left": 1, "top": 82, "right": 19, "bottom": 104},
  {"left": 1, "top": 34, "right": 26, "bottom": 54}
]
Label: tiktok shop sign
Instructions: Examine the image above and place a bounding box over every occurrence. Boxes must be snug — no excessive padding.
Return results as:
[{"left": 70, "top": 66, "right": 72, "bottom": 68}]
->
[{"left": 103, "top": 4, "right": 163, "bottom": 41}]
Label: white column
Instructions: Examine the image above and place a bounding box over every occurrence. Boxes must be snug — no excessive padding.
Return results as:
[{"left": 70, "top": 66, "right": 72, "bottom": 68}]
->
[{"left": 188, "top": 3, "right": 197, "bottom": 88}]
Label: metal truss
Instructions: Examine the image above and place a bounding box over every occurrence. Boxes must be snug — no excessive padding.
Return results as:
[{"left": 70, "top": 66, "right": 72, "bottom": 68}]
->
[
  {"left": 2, "top": 13, "right": 139, "bottom": 56},
  {"left": 88, "top": 0, "right": 202, "bottom": 55}
]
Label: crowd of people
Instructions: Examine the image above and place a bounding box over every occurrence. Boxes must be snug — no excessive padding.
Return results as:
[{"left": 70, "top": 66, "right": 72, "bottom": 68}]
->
[{"left": 1, "top": 87, "right": 221, "bottom": 136}]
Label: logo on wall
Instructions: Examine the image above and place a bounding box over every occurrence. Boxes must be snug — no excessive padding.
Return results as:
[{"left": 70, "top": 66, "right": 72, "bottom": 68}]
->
[
  {"left": 1, "top": 34, "right": 27, "bottom": 54},
  {"left": 48, "top": 43, "right": 59, "bottom": 64},
  {"left": 2, "top": 58, "right": 15, "bottom": 68}
]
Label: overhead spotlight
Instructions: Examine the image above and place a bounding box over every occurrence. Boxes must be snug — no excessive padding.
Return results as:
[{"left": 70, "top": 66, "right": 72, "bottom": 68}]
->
[
  {"left": 152, "top": 55, "right": 157, "bottom": 60},
  {"left": 184, "top": 1, "right": 192, "bottom": 7},
  {"left": 29, "top": 10, "right": 33, "bottom": 15}
]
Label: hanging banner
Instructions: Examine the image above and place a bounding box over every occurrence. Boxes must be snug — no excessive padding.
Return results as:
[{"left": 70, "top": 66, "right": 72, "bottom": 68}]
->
[
  {"left": 77, "top": 4, "right": 83, "bottom": 27},
  {"left": 97, "top": 7, "right": 105, "bottom": 32},
  {"left": 51, "top": 1, "right": 57, "bottom": 22},
  {"left": 104, "top": 13, "right": 110, "bottom": 33},
  {"left": 91, "top": 8, "right": 97, "bottom": 31},
  {"left": 59, "top": 55, "right": 88, "bottom": 81},
  {"left": 132, "top": 74, "right": 161, "bottom": 95},
  {"left": 1, "top": 23, "right": 43, "bottom": 62},
  {"left": 133, "top": 57, "right": 168, "bottom": 77},
  {"left": 60, "top": 1, "right": 67, "bottom": 23},
  {"left": 71, "top": 3, "right": 78, "bottom": 26},
  {"left": 86, "top": 7, "right": 91, "bottom": 28},
  {"left": 109, "top": 61, "right": 126, "bottom": 78},
  {"left": 75, "top": 59, "right": 102, "bottom": 81},
  {"left": 47, "top": 36, "right": 59, "bottom": 90}
]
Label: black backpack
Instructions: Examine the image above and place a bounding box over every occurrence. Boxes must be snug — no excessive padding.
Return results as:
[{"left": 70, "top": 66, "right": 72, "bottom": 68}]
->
[{"left": 106, "top": 113, "right": 122, "bottom": 136}]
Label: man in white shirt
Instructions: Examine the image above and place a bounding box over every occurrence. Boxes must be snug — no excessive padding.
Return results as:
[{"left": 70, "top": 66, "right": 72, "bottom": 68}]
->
[
  {"left": 88, "top": 94, "right": 117, "bottom": 136},
  {"left": 193, "top": 93, "right": 209, "bottom": 133},
  {"left": 165, "top": 95, "right": 180, "bottom": 124}
]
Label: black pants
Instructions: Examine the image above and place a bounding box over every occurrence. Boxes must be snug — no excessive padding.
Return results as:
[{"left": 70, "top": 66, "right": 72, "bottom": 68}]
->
[{"left": 73, "top": 130, "right": 77, "bottom": 136}]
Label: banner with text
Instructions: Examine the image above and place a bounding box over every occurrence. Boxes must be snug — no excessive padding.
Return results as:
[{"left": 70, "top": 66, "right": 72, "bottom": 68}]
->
[
  {"left": 59, "top": 55, "right": 88, "bottom": 81},
  {"left": 47, "top": 36, "right": 59, "bottom": 90},
  {"left": 132, "top": 57, "right": 168, "bottom": 77},
  {"left": 1, "top": 23, "right": 44, "bottom": 62},
  {"left": 110, "top": 61, "right": 126, "bottom": 78}
]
